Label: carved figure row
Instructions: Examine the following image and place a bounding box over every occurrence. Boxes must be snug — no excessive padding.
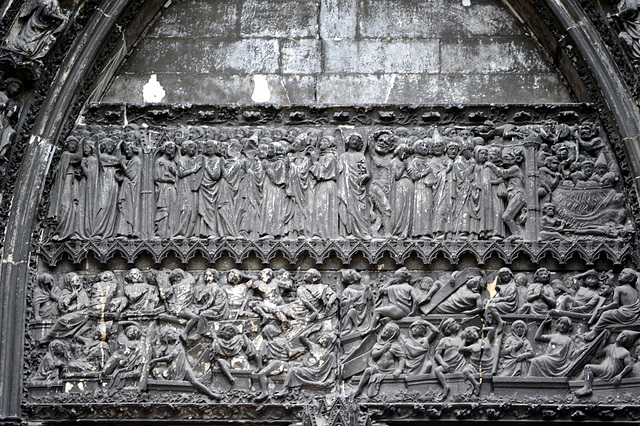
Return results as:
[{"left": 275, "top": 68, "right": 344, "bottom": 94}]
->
[
  {"left": 33, "top": 266, "right": 640, "bottom": 339},
  {"left": 45, "top": 120, "right": 627, "bottom": 242},
  {"left": 31, "top": 266, "right": 640, "bottom": 401},
  {"left": 33, "top": 309, "right": 640, "bottom": 401}
]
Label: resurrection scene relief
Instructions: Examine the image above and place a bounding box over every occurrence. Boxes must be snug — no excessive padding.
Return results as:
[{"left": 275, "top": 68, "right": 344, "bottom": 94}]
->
[{"left": 28, "top": 105, "right": 640, "bottom": 421}]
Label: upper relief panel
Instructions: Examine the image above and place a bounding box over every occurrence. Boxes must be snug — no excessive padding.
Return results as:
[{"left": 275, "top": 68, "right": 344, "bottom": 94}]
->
[{"left": 101, "top": 0, "right": 573, "bottom": 105}]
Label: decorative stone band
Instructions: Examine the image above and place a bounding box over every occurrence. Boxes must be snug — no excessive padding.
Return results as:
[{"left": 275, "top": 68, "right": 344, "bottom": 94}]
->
[{"left": 37, "top": 238, "right": 637, "bottom": 266}]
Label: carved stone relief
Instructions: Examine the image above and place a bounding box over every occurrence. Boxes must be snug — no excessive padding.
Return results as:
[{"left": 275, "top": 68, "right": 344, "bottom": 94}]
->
[
  {"left": 37, "top": 105, "right": 635, "bottom": 267},
  {"left": 24, "top": 105, "right": 640, "bottom": 422},
  {"left": 26, "top": 266, "right": 640, "bottom": 406}
]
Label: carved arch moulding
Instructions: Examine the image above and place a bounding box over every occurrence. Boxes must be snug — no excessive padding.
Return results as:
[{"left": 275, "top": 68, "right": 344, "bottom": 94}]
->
[{"left": 4, "top": 0, "right": 640, "bottom": 424}]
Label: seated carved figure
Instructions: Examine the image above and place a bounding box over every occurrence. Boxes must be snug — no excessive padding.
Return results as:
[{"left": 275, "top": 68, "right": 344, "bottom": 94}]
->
[
  {"left": 373, "top": 268, "right": 419, "bottom": 325},
  {"left": 192, "top": 268, "right": 229, "bottom": 322},
  {"left": 89, "top": 271, "right": 127, "bottom": 319},
  {"left": 34, "top": 339, "right": 69, "bottom": 381},
  {"left": 124, "top": 268, "right": 161, "bottom": 314},
  {"left": 498, "top": 320, "right": 534, "bottom": 377},
  {"left": 255, "top": 323, "right": 305, "bottom": 402},
  {"left": 576, "top": 330, "right": 640, "bottom": 397},
  {"left": 68, "top": 327, "right": 111, "bottom": 374},
  {"left": 519, "top": 268, "right": 556, "bottom": 314},
  {"left": 351, "top": 322, "right": 405, "bottom": 398},
  {"left": 340, "top": 269, "right": 373, "bottom": 335},
  {"left": 276, "top": 325, "right": 338, "bottom": 396},
  {"left": 296, "top": 268, "right": 337, "bottom": 321},
  {"left": 156, "top": 269, "right": 199, "bottom": 342},
  {"left": 39, "top": 272, "right": 89, "bottom": 345},
  {"left": 485, "top": 268, "right": 519, "bottom": 334},
  {"left": 528, "top": 316, "right": 575, "bottom": 377},
  {"left": 100, "top": 323, "right": 145, "bottom": 392},
  {"left": 149, "top": 327, "right": 220, "bottom": 400},
  {"left": 211, "top": 324, "right": 262, "bottom": 385},
  {"left": 556, "top": 270, "right": 602, "bottom": 315},
  {"left": 33, "top": 272, "right": 60, "bottom": 321},
  {"left": 247, "top": 268, "right": 292, "bottom": 326},
  {"left": 585, "top": 268, "right": 640, "bottom": 341}
]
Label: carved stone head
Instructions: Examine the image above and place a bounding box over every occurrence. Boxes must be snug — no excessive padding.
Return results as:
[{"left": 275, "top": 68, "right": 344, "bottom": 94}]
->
[
  {"left": 534, "top": 268, "right": 551, "bottom": 284},
  {"left": 556, "top": 316, "right": 573, "bottom": 334},
  {"left": 304, "top": 268, "right": 322, "bottom": 284}
]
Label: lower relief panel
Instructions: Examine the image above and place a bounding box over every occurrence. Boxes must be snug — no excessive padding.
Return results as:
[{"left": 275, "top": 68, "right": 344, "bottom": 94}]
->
[{"left": 24, "top": 265, "right": 640, "bottom": 422}]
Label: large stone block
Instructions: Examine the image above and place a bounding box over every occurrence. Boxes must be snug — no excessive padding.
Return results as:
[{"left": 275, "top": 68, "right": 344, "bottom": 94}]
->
[
  {"left": 440, "top": 38, "right": 551, "bottom": 74},
  {"left": 320, "top": 0, "right": 357, "bottom": 39},
  {"left": 240, "top": 0, "right": 319, "bottom": 38},
  {"left": 121, "top": 39, "right": 280, "bottom": 74},
  {"left": 323, "top": 40, "right": 439, "bottom": 74},
  {"left": 103, "top": 74, "right": 317, "bottom": 104},
  {"left": 147, "top": 0, "right": 240, "bottom": 38},
  {"left": 358, "top": 0, "right": 522, "bottom": 38},
  {"left": 386, "top": 73, "right": 572, "bottom": 103},
  {"left": 281, "top": 40, "right": 323, "bottom": 74},
  {"left": 316, "top": 74, "right": 397, "bottom": 104}
]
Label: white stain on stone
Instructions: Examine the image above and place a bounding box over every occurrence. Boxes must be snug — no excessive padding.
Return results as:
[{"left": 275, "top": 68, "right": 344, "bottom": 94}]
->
[
  {"left": 462, "top": 0, "right": 471, "bottom": 6},
  {"left": 143, "top": 74, "right": 165, "bottom": 103},
  {"left": 251, "top": 75, "right": 271, "bottom": 103}
]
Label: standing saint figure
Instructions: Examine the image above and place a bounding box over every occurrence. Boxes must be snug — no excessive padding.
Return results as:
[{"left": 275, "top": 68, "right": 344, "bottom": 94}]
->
[
  {"left": 176, "top": 140, "right": 203, "bottom": 238},
  {"left": 49, "top": 136, "right": 82, "bottom": 240},
  {"left": 259, "top": 141, "right": 288, "bottom": 238},
  {"left": 195, "top": 141, "right": 223, "bottom": 238},
  {"left": 94, "top": 138, "right": 120, "bottom": 238},
  {"left": 154, "top": 141, "right": 179, "bottom": 238},
  {"left": 310, "top": 136, "right": 339, "bottom": 239},
  {"left": 285, "top": 134, "right": 312, "bottom": 239},
  {"left": 116, "top": 142, "right": 142, "bottom": 238},
  {"left": 79, "top": 140, "right": 99, "bottom": 238},
  {"left": 337, "top": 133, "right": 371, "bottom": 239},
  {"left": 389, "top": 143, "right": 414, "bottom": 239},
  {"left": 409, "top": 139, "right": 436, "bottom": 238}
]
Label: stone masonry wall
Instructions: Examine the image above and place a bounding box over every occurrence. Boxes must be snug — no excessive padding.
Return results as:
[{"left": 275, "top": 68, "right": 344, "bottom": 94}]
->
[{"left": 101, "top": 0, "right": 573, "bottom": 104}]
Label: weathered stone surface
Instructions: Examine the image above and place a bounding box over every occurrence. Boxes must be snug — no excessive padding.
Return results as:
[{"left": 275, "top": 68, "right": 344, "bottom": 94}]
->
[
  {"left": 240, "top": 0, "right": 319, "bottom": 38},
  {"left": 147, "top": 0, "right": 240, "bottom": 38},
  {"left": 121, "top": 39, "right": 280, "bottom": 74},
  {"left": 103, "top": 74, "right": 316, "bottom": 103},
  {"left": 320, "top": 0, "right": 357, "bottom": 39},
  {"left": 281, "top": 40, "right": 323, "bottom": 74},
  {"left": 106, "top": 0, "right": 571, "bottom": 104},
  {"left": 440, "top": 38, "right": 552, "bottom": 74},
  {"left": 315, "top": 73, "right": 573, "bottom": 104},
  {"left": 323, "top": 40, "right": 440, "bottom": 74},
  {"left": 358, "top": 0, "right": 522, "bottom": 38},
  {"left": 316, "top": 74, "right": 397, "bottom": 104}
]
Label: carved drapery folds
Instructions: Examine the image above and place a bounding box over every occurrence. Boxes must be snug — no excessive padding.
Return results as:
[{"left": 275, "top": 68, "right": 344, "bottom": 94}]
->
[
  {"left": 38, "top": 105, "right": 635, "bottom": 266},
  {"left": 27, "top": 104, "right": 640, "bottom": 422},
  {"left": 26, "top": 266, "right": 640, "bottom": 405}
]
